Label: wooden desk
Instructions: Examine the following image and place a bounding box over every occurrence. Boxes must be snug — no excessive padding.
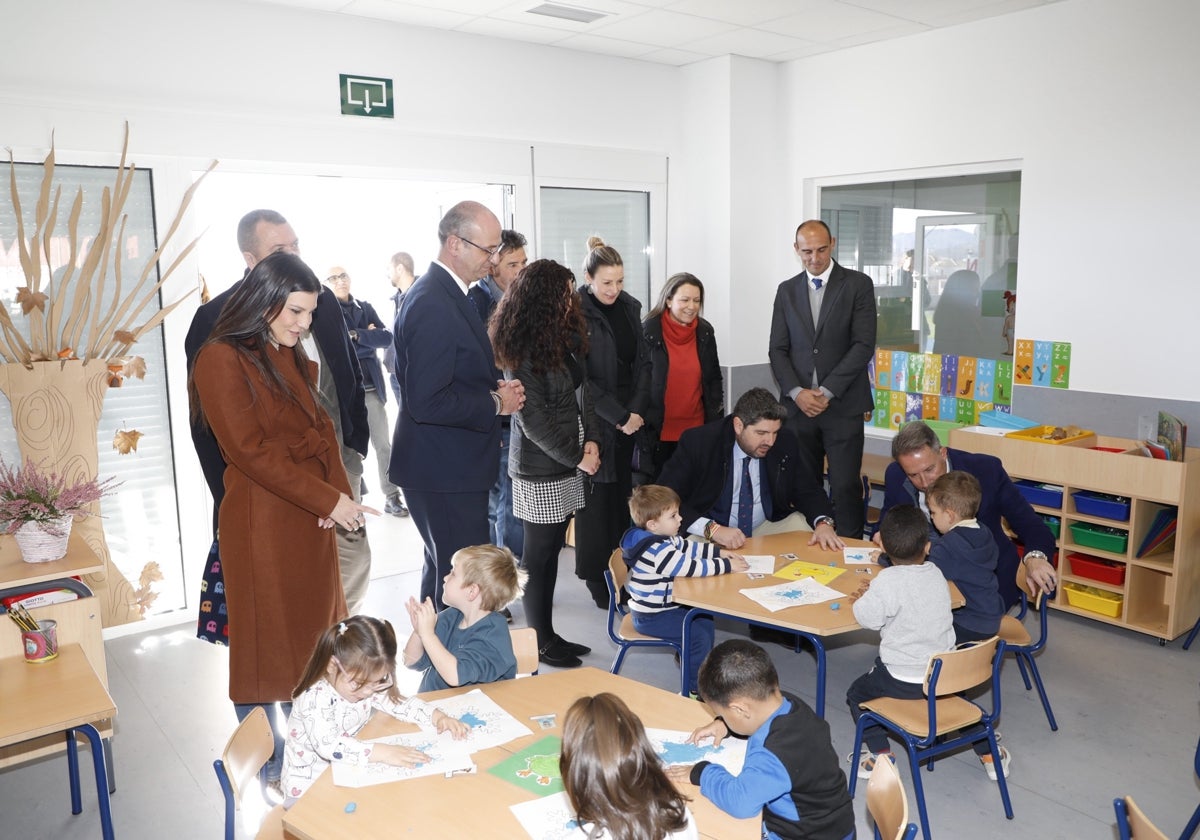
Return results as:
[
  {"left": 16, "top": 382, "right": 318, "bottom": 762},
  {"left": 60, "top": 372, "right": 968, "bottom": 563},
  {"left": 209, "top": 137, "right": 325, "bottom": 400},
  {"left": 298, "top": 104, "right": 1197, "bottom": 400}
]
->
[
  {"left": 283, "top": 668, "right": 760, "bottom": 840},
  {"left": 0, "top": 644, "right": 117, "bottom": 840},
  {"left": 673, "top": 533, "right": 962, "bottom": 717},
  {"left": 0, "top": 533, "right": 110, "bottom": 768}
]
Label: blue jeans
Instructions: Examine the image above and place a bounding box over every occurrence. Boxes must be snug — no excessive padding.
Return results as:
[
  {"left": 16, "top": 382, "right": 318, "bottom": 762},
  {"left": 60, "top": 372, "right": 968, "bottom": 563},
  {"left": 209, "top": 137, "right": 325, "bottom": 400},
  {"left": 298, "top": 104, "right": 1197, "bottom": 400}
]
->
[
  {"left": 631, "top": 606, "right": 713, "bottom": 694},
  {"left": 488, "top": 433, "right": 524, "bottom": 559},
  {"left": 234, "top": 701, "right": 292, "bottom": 782}
]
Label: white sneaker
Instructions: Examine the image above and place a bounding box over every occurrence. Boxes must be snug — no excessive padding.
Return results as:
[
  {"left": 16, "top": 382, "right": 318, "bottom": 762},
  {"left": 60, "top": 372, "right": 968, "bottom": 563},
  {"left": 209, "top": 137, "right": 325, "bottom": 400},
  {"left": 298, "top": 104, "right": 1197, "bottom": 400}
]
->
[
  {"left": 980, "top": 746, "right": 1011, "bottom": 781},
  {"left": 854, "top": 748, "right": 895, "bottom": 781}
]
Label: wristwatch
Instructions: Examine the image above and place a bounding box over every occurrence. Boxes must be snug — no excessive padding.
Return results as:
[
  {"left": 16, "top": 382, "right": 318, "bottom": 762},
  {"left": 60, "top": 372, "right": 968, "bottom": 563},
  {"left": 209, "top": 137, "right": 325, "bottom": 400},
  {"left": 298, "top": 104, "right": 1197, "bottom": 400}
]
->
[
  {"left": 814, "top": 515, "right": 835, "bottom": 530},
  {"left": 1022, "top": 549, "right": 1048, "bottom": 565}
]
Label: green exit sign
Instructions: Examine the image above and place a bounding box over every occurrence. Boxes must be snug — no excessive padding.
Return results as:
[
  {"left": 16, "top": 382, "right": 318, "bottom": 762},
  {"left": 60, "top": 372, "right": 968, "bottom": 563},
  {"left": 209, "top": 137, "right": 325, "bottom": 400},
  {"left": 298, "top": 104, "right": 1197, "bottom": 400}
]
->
[{"left": 339, "top": 74, "right": 394, "bottom": 119}]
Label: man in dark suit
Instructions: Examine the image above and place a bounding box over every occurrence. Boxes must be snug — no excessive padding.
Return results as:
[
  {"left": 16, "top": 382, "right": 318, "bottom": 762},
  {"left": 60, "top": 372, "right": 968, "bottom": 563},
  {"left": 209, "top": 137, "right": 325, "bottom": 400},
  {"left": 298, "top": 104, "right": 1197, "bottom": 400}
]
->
[
  {"left": 658, "top": 387, "right": 843, "bottom": 552},
  {"left": 389, "top": 201, "right": 525, "bottom": 609},
  {"left": 769, "top": 219, "right": 876, "bottom": 539},
  {"left": 874, "top": 420, "right": 1059, "bottom": 607}
]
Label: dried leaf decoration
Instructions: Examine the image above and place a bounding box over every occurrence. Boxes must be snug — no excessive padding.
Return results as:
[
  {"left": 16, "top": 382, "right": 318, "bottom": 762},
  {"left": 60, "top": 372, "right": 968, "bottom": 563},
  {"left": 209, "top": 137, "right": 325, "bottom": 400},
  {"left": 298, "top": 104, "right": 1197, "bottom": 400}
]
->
[
  {"left": 131, "top": 561, "right": 163, "bottom": 615},
  {"left": 123, "top": 356, "right": 146, "bottom": 379},
  {"left": 113, "top": 428, "right": 143, "bottom": 454},
  {"left": 112, "top": 329, "right": 136, "bottom": 346},
  {"left": 16, "top": 287, "right": 49, "bottom": 314}
]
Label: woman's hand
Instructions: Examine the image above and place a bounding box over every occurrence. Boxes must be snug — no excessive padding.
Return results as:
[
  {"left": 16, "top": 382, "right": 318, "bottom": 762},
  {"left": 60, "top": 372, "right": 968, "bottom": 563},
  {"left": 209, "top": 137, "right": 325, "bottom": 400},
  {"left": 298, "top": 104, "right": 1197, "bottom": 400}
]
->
[
  {"left": 578, "top": 441, "right": 601, "bottom": 475},
  {"left": 322, "top": 493, "right": 380, "bottom": 531},
  {"left": 618, "top": 413, "right": 644, "bottom": 435}
]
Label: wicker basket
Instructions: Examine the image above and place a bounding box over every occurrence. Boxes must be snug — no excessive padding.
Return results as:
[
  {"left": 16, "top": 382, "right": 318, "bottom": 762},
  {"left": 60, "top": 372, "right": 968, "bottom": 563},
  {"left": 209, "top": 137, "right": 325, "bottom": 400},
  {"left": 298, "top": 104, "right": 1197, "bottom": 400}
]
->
[{"left": 13, "top": 517, "right": 73, "bottom": 563}]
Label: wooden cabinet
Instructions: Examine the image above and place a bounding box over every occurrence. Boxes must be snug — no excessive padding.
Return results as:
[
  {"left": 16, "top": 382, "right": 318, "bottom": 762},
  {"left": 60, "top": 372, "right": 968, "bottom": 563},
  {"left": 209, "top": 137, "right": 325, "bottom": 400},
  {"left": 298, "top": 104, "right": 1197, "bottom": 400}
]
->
[{"left": 948, "top": 428, "right": 1200, "bottom": 641}]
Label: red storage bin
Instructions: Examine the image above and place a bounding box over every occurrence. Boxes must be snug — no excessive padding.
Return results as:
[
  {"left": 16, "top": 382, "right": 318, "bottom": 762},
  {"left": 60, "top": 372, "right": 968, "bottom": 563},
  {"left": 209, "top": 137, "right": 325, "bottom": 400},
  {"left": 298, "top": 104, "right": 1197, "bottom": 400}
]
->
[{"left": 1067, "top": 552, "right": 1125, "bottom": 586}]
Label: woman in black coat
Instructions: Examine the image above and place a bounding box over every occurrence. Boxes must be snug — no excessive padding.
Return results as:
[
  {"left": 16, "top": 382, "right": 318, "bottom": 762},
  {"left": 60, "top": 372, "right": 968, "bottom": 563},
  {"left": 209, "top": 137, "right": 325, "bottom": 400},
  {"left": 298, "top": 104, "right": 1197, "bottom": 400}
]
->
[
  {"left": 574, "top": 237, "right": 651, "bottom": 609},
  {"left": 491, "top": 259, "right": 600, "bottom": 668},
  {"left": 642, "top": 272, "right": 724, "bottom": 480}
]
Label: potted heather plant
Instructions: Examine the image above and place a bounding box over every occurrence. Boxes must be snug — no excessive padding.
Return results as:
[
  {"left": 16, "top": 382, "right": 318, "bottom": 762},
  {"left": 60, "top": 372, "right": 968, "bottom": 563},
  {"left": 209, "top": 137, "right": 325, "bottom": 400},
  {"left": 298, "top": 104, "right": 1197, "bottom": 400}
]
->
[{"left": 0, "top": 457, "right": 117, "bottom": 563}]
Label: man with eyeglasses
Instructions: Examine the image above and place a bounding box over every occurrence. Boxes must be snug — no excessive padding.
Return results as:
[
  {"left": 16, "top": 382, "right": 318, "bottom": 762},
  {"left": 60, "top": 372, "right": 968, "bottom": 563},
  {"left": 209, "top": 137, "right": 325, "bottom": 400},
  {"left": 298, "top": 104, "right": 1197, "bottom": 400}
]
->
[
  {"left": 873, "top": 419, "right": 1058, "bottom": 607},
  {"left": 390, "top": 201, "right": 526, "bottom": 610}
]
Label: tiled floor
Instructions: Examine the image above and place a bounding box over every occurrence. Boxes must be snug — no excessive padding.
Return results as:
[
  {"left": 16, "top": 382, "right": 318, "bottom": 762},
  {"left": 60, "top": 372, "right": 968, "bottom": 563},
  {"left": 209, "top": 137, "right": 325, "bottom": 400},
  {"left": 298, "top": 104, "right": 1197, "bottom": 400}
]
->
[{"left": 3, "top": 522, "right": 1198, "bottom": 839}]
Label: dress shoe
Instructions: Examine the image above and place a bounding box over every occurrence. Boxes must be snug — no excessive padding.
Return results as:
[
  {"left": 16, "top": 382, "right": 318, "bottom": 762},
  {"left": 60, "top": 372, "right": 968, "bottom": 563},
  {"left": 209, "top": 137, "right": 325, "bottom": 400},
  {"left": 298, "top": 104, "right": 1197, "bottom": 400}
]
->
[
  {"left": 749, "top": 625, "right": 799, "bottom": 648},
  {"left": 538, "top": 640, "right": 582, "bottom": 669},
  {"left": 384, "top": 493, "right": 409, "bottom": 517},
  {"left": 553, "top": 635, "right": 591, "bottom": 657}
]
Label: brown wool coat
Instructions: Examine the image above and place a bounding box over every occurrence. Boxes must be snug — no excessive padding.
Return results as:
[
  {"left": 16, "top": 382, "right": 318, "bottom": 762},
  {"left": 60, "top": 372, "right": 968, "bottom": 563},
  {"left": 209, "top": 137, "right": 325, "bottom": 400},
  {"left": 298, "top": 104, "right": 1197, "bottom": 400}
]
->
[{"left": 194, "top": 342, "right": 350, "bottom": 703}]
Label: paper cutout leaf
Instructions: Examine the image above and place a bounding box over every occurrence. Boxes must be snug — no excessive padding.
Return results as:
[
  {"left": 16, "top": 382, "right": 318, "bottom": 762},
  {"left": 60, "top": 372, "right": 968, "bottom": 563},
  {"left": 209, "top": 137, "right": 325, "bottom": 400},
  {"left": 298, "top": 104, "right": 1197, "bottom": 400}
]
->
[
  {"left": 123, "top": 356, "right": 146, "bottom": 379},
  {"left": 113, "top": 428, "right": 144, "bottom": 454},
  {"left": 16, "top": 287, "right": 49, "bottom": 314}
]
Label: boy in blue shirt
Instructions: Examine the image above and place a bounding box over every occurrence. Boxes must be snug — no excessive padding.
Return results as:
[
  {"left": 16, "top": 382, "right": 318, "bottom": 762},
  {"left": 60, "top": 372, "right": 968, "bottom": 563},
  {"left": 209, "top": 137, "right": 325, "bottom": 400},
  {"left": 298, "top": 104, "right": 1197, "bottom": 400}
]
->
[
  {"left": 667, "top": 640, "right": 856, "bottom": 840},
  {"left": 403, "top": 545, "right": 527, "bottom": 692},
  {"left": 620, "top": 485, "right": 748, "bottom": 695}
]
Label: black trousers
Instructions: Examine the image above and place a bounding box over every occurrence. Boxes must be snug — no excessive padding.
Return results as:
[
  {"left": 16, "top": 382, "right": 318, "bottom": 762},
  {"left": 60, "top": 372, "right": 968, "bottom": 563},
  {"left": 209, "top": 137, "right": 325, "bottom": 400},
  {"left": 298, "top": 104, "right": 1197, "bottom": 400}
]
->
[
  {"left": 521, "top": 519, "right": 571, "bottom": 650},
  {"left": 403, "top": 488, "right": 489, "bottom": 609},
  {"left": 787, "top": 408, "right": 866, "bottom": 538},
  {"left": 573, "top": 434, "right": 634, "bottom": 583}
]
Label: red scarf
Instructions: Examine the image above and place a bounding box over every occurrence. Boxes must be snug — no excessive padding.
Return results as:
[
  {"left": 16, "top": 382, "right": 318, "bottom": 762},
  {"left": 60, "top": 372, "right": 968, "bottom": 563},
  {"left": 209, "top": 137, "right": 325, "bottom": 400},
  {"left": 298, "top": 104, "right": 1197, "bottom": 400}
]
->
[{"left": 660, "top": 312, "right": 704, "bottom": 442}]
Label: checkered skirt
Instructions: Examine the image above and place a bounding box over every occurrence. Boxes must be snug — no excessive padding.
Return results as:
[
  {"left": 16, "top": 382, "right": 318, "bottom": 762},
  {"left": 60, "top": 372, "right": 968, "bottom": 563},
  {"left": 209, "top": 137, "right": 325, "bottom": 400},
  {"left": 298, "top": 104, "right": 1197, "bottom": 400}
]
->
[{"left": 511, "top": 417, "right": 587, "bottom": 524}]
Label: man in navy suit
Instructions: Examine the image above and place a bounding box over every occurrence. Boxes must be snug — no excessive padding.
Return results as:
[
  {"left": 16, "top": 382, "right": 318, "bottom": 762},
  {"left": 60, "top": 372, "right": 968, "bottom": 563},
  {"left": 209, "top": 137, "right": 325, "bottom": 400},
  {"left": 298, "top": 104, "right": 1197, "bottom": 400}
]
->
[
  {"left": 658, "top": 388, "right": 843, "bottom": 552},
  {"left": 769, "top": 219, "right": 876, "bottom": 539},
  {"left": 874, "top": 420, "right": 1059, "bottom": 607},
  {"left": 389, "top": 201, "right": 525, "bottom": 609}
]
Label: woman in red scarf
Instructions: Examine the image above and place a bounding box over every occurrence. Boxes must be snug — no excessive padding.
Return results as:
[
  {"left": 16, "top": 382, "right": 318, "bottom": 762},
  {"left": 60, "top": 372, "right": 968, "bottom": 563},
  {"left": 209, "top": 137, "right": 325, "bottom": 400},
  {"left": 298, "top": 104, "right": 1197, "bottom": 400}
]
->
[{"left": 642, "top": 273, "right": 724, "bottom": 480}]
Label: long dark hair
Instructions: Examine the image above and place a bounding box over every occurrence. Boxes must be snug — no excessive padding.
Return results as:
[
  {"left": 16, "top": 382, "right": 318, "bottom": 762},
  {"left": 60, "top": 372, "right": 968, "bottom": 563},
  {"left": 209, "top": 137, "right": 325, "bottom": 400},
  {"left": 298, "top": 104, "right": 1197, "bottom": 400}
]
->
[
  {"left": 560, "top": 693, "right": 690, "bottom": 840},
  {"left": 490, "top": 259, "right": 587, "bottom": 374},
  {"left": 646, "top": 272, "right": 704, "bottom": 322},
  {"left": 188, "top": 251, "right": 322, "bottom": 430},
  {"left": 292, "top": 615, "right": 402, "bottom": 703}
]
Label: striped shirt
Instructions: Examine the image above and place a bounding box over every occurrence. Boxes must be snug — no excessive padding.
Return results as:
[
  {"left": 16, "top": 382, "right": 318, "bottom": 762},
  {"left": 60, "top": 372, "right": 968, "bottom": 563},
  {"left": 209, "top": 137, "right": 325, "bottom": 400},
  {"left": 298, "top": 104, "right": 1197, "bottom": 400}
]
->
[{"left": 620, "top": 528, "right": 732, "bottom": 614}]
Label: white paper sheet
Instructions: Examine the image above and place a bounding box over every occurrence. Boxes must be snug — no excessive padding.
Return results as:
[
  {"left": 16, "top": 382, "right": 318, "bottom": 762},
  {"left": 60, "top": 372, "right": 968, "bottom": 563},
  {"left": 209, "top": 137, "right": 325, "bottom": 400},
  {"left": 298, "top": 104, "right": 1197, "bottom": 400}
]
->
[
  {"left": 740, "top": 555, "right": 776, "bottom": 575},
  {"left": 330, "top": 732, "right": 475, "bottom": 787},
  {"left": 510, "top": 791, "right": 590, "bottom": 840},
  {"left": 842, "top": 547, "right": 878, "bottom": 565},
  {"left": 739, "top": 577, "right": 843, "bottom": 612},
  {"left": 644, "top": 727, "right": 747, "bottom": 775},
  {"left": 424, "top": 687, "right": 535, "bottom": 752}
]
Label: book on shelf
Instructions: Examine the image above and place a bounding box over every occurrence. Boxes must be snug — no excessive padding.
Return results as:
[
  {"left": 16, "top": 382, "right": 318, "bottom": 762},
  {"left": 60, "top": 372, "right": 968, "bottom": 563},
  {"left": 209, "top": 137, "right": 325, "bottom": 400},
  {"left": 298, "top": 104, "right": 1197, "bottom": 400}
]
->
[
  {"left": 1135, "top": 508, "right": 1178, "bottom": 557},
  {"left": 1157, "top": 410, "right": 1187, "bottom": 460}
]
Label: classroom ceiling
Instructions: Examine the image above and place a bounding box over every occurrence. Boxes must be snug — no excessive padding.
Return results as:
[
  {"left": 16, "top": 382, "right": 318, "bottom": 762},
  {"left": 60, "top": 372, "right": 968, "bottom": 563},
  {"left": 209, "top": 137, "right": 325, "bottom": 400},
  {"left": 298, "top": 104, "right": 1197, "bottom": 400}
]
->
[{"left": 252, "top": 0, "right": 1064, "bottom": 66}]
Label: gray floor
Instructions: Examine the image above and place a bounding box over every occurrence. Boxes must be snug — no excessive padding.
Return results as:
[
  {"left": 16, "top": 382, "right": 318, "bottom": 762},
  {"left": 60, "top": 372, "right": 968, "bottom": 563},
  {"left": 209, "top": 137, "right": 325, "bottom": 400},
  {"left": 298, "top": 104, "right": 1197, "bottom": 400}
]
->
[{"left": 3, "top": 522, "right": 1198, "bottom": 839}]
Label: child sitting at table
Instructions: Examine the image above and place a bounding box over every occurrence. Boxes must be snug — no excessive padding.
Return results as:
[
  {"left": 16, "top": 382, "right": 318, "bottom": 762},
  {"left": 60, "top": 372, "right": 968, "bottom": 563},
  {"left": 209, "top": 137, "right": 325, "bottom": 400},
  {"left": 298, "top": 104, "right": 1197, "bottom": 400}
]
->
[
  {"left": 403, "top": 544, "right": 527, "bottom": 692},
  {"left": 845, "top": 505, "right": 955, "bottom": 781},
  {"left": 925, "top": 471, "right": 1006, "bottom": 644},
  {"left": 560, "top": 692, "right": 699, "bottom": 840},
  {"left": 621, "top": 485, "right": 749, "bottom": 696},
  {"left": 280, "top": 615, "right": 469, "bottom": 806},
  {"left": 666, "top": 640, "right": 855, "bottom": 840}
]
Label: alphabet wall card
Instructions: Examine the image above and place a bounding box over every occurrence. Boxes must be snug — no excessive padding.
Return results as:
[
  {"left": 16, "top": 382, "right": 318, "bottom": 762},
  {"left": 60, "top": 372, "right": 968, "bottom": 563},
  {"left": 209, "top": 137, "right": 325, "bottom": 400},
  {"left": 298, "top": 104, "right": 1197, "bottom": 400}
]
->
[
  {"left": 891, "top": 351, "right": 909, "bottom": 392},
  {"left": 906, "top": 353, "right": 925, "bottom": 392},
  {"left": 872, "top": 390, "right": 890, "bottom": 428},
  {"left": 874, "top": 348, "right": 892, "bottom": 389},
  {"left": 1014, "top": 340, "right": 1034, "bottom": 385},
  {"left": 905, "top": 392, "right": 923, "bottom": 422},
  {"left": 940, "top": 395, "right": 958, "bottom": 421},
  {"left": 923, "top": 394, "right": 940, "bottom": 419},
  {"left": 994, "top": 361, "right": 1013, "bottom": 404},
  {"left": 1051, "top": 342, "right": 1072, "bottom": 389},
  {"left": 975, "top": 359, "right": 996, "bottom": 402},
  {"left": 956, "top": 357, "right": 977, "bottom": 399},
  {"left": 940, "top": 355, "right": 958, "bottom": 396},
  {"left": 1033, "top": 341, "right": 1053, "bottom": 386},
  {"left": 956, "top": 397, "right": 976, "bottom": 425},
  {"left": 921, "top": 354, "right": 942, "bottom": 394}
]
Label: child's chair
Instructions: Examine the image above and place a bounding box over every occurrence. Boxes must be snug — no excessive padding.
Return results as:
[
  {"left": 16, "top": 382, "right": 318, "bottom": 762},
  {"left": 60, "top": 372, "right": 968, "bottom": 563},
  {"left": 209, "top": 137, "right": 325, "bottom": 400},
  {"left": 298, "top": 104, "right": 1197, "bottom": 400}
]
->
[
  {"left": 848, "top": 637, "right": 1012, "bottom": 840},
  {"left": 1113, "top": 796, "right": 1169, "bottom": 840},
  {"left": 603, "top": 548, "right": 682, "bottom": 677},
  {"left": 213, "top": 706, "right": 285, "bottom": 840},
  {"left": 509, "top": 627, "right": 539, "bottom": 677},
  {"left": 996, "top": 561, "right": 1057, "bottom": 730},
  {"left": 866, "top": 753, "right": 918, "bottom": 840}
]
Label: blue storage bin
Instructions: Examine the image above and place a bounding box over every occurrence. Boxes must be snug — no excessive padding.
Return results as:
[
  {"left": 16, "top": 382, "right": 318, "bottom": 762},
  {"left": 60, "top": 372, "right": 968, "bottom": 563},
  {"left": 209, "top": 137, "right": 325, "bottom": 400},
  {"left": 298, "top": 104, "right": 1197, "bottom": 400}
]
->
[
  {"left": 1071, "top": 491, "right": 1131, "bottom": 521},
  {"left": 979, "top": 410, "right": 1039, "bottom": 430},
  {"left": 1015, "top": 479, "right": 1063, "bottom": 508}
]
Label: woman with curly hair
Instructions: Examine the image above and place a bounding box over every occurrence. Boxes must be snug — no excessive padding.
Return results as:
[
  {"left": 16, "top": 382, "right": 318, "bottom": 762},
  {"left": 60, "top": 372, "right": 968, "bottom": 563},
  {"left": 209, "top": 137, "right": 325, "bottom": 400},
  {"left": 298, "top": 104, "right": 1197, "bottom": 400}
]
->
[{"left": 490, "top": 259, "right": 601, "bottom": 668}]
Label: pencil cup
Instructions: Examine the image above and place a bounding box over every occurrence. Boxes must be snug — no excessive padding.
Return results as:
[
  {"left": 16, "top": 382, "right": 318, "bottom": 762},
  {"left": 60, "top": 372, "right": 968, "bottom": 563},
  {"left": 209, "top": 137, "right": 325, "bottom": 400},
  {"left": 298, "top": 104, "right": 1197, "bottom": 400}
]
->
[{"left": 22, "top": 619, "right": 58, "bottom": 663}]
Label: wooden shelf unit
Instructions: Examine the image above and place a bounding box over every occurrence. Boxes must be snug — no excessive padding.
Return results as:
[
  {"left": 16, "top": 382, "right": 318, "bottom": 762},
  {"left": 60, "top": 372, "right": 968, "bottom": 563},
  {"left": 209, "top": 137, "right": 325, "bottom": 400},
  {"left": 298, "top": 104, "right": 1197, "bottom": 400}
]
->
[{"left": 948, "top": 428, "right": 1200, "bottom": 641}]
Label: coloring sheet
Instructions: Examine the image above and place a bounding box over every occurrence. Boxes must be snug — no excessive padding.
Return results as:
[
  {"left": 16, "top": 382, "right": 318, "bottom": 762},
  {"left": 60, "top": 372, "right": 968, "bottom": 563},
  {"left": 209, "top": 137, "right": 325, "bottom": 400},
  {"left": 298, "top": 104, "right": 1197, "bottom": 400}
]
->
[
  {"left": 739, "top": 578, "right": 843, "bottom": 612},
  {"left": 425, "top": 687, "right": 534, "bottom": 752},
  {"left": 773, "top": 560, "right": 846, "bottom": 585},
  {"left": 740, "top": 555, "right": 776, "bottom": 575},
  {"left": 510, "top": 791, "right": 588, "bottom": 840},
  {"left": 489, "top": 736, "right": 565, "bottom": 796},
  {"left": 644, "top": 727, "right": 747, "bottom": 775},
  {"left": 842, "top": 547, "right": 878, "bottom": 565},
  {"left": 330, "top": 732, "right": 475, "bottom": 787}
]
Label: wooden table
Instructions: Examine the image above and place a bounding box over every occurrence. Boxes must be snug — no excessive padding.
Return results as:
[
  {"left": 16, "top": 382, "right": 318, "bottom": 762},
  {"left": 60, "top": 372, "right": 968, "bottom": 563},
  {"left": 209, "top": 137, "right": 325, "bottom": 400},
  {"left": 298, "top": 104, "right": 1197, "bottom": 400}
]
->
[
  {"left": 0, "top": 644, "right": 118, "bottom": 840},
  {"left": 282, "top": 667, "right": 760, "bottom": 840},
  {"left": 673, "top": 533, "right": 962, "bottom": 717}
]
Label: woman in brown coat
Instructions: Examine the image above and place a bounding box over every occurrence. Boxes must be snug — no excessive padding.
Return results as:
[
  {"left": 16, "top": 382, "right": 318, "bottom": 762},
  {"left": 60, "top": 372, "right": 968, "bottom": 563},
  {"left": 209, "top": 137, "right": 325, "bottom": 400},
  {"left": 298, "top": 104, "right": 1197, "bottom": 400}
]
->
[{"left": 190, "top": 251, "right": 375, "bottom": 792}]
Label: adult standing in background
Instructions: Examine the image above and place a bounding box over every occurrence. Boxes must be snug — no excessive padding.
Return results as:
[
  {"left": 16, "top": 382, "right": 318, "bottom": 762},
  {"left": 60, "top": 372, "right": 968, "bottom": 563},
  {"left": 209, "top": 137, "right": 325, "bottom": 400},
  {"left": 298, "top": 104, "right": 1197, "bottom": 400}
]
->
[
  {"left": 384, "top": 251, "right": 415, "bottom": 404},
  {"left": 325, "top": 265, "right": 407, "bottom": 518},
  {"left": 575, "top": 237, "right": 651, "bottom": 609},
  {"left": 184, "top": 209, "right": 373, "bottom": 616},
  {"left": 491, "top": 259, "right": 600, "bottom": 668},
  {"left": 643, "top": 272, "right": 724, "bottom": 481},
  {"left": 390, "top": 201, "right": 525, "bottom": 610},
  {"left": 768, "top": 219, "right": 876, "bottom": 539},
  {"left": 469, "top": 229, "right": 529, "bottom": 563},
  {"left": 190, "top": 252, "right": 375, "bottom": 795}
]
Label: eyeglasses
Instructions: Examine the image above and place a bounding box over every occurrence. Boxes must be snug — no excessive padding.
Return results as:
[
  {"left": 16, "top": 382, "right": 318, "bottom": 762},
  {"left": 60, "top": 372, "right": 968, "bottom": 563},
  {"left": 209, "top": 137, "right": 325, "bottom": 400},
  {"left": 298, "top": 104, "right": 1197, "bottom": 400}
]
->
[
  {"left": 327, "top": 272, "right": 349, "bottom": 282},
  {"left": 333, "top": 657, "right": 393, "bottom": 692},
  {"left": 456, "top": 235, "right": 502, "bottom": 258}
]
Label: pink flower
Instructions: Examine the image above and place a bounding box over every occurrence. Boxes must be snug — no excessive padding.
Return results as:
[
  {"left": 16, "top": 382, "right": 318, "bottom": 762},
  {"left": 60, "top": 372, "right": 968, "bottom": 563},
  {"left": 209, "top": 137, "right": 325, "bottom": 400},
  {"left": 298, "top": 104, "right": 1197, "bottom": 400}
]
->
[{"left": 0, "top": 458, "right": 118, "bottom": 535}]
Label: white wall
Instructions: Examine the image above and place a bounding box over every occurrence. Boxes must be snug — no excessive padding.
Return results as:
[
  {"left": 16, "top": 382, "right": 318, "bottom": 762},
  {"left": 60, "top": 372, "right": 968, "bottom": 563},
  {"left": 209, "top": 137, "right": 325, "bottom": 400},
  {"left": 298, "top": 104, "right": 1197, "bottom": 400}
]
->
[{"left": 777, "top": 0, "right": 1200, "bottom": 401}]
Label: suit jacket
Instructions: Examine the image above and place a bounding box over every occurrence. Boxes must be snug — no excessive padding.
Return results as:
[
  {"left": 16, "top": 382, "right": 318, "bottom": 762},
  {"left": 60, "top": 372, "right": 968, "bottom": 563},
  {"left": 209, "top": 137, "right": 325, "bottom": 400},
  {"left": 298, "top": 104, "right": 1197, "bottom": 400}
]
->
[
  {"left": 659, "top": 416, "right": 834, "bottom": 534},
  {"left": 768, "top": 262, "right": 876, "bottom": 417},
  {"left": 879, "top": 447, "right": 1057, "bottom": 608},
  {"left": 185, "top": 277, "right": 368, "bottom": 524},
  {"left": 337, "top": 295, "right": 391, "bottom": 400},
  {"left": 388, "top": 262, "right": 502, "bottom": 493}
]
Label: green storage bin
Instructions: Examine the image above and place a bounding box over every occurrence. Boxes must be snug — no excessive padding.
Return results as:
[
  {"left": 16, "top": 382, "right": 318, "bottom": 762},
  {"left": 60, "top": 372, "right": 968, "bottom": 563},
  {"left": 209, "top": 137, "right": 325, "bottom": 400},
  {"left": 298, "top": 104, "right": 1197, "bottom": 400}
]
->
[
  {"left": 921, "top": 419, "right": 966, "bottom": 447},
  {"left": 1042, "top": 515, "right": 1061, "bottom": 539},
  {"left": 1069, "top": 521, "right": 1128, "bottom": 554}
]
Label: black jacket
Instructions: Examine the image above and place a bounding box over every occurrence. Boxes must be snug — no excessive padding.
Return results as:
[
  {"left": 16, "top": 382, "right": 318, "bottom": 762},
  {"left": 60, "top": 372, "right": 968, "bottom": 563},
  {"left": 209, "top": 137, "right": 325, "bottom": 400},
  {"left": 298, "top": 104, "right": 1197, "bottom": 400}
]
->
[
  {"left": 643, "top": 313, "right": 724, "bottom": 437},
  {"left": 658, "top": 416, "right": 833, "bottom": 534},
  {"left": 508, "top": 357, "right": 599, "bottom": 480},
  {"left": 577, "top": 286, "right": 651, "bottom": 484},
  {"left": 337, "top": 295, "right": 391, "bottom": 401}
]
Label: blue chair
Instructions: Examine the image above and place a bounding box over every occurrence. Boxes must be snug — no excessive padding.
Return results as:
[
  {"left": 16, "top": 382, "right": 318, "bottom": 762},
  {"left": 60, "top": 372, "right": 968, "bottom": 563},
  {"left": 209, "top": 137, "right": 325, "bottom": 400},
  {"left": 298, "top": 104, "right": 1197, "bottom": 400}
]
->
[
  {"left": 604, "top": 549, "right": 682, "bottom": 679},
  {"left": 213, "top": 706, "right": 285, "bottom": 840},
  {"left": 997, "top": 562, "right": 1057, "bottom": 730},
  {"left": 866, "top": 751, "right": 918, "bottom": 840},
  {"left": 1114, "top": 796, "right": 1169, "bottom": 840},
  {"left": 848, "top": 637, "right": 1012, "bottom": 840},
  {"left": 1182, "top": 733, "right": 1200, "bottom": 840}
]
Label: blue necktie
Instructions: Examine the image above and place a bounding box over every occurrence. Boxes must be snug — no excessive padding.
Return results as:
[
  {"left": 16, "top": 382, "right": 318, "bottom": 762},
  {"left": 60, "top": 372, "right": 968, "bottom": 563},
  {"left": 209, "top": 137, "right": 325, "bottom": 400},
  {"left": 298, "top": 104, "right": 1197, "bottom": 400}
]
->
[
  {"left": 812, "top": 276, "right": 823, "bottom": 290},
  {"left": 737, "top": 456, "right": 754, "bottom": 535}
]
